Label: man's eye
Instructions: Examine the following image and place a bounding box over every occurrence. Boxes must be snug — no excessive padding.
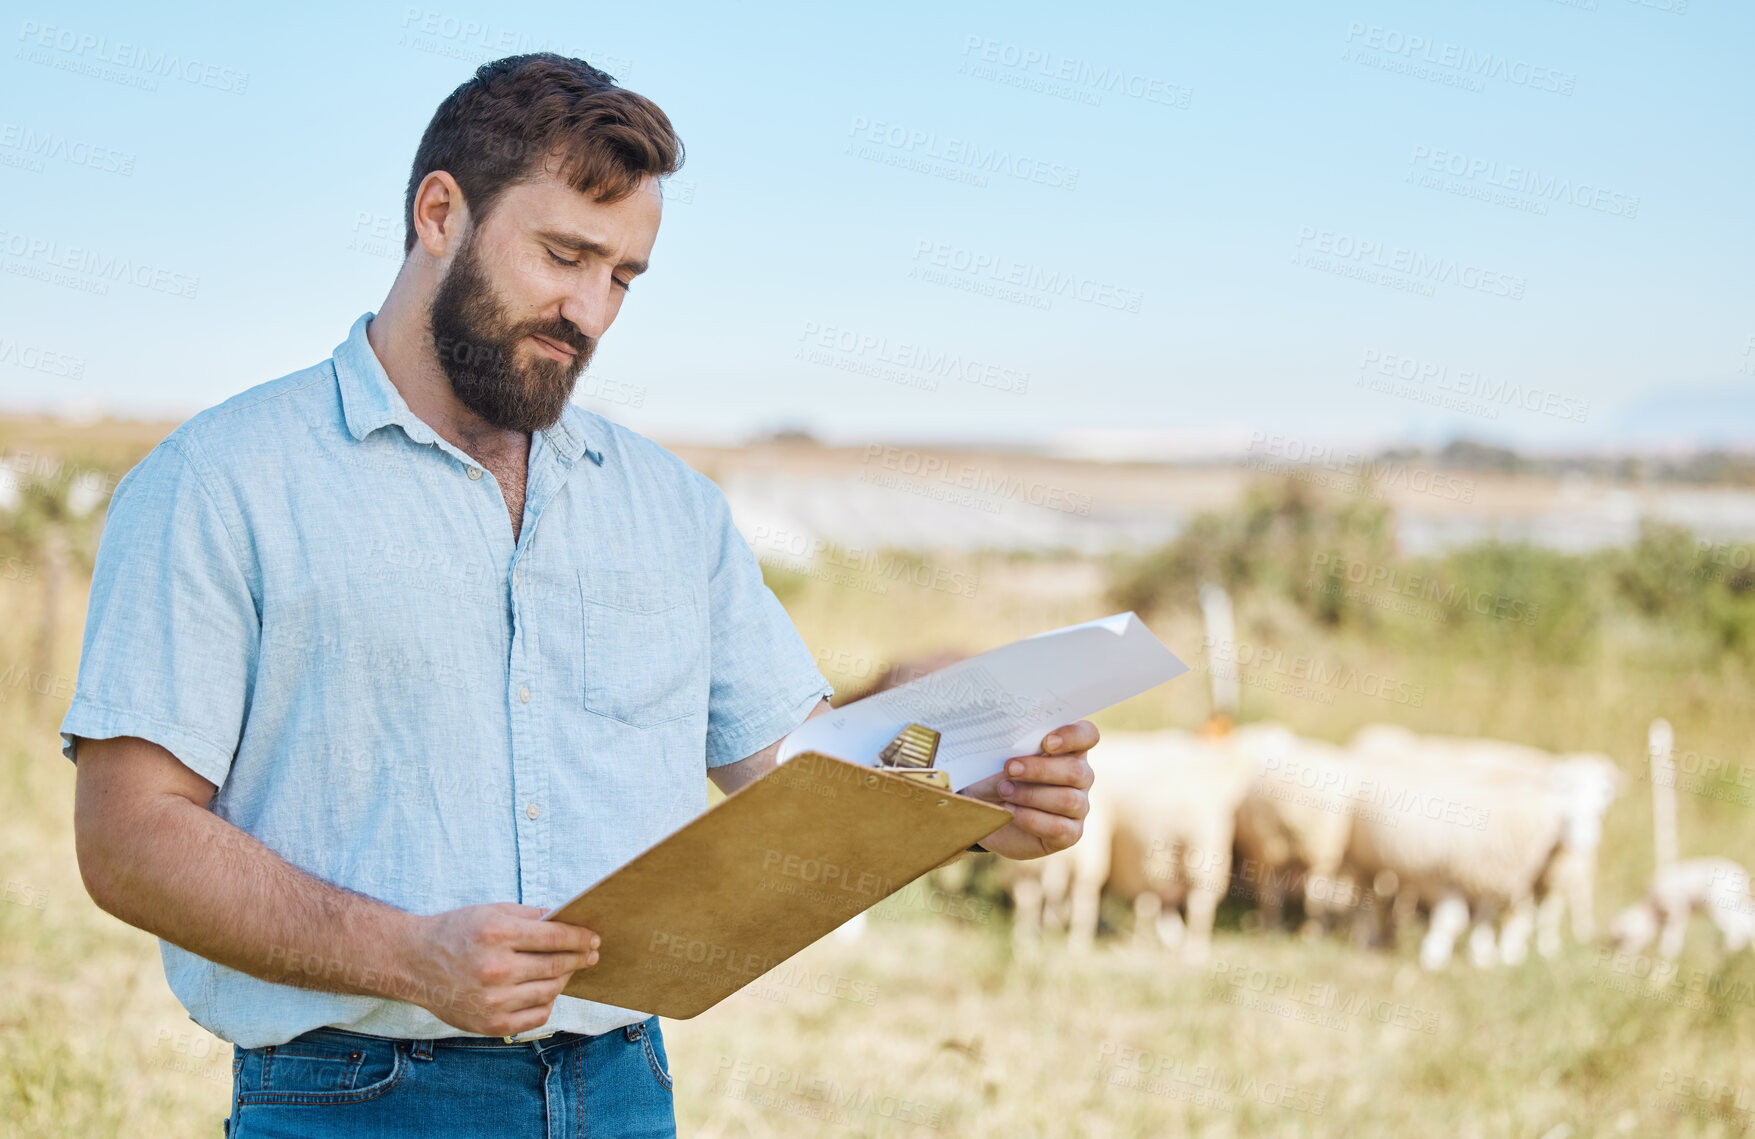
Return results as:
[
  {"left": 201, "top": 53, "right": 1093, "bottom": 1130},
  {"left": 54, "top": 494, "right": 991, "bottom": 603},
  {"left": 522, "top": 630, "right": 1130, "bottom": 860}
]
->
[
  {"left": 547, "top": 249, "right": 579, "bottom": 267},
  {"left": 613, "top": 277, "right": 633, "bottom": 292}
]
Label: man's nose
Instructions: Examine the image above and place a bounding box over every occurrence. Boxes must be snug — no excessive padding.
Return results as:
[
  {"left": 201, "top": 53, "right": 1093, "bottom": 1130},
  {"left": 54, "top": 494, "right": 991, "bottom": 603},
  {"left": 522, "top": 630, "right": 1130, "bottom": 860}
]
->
[{"left": 559, "top": 275, "right": 614, "bottom": 341}]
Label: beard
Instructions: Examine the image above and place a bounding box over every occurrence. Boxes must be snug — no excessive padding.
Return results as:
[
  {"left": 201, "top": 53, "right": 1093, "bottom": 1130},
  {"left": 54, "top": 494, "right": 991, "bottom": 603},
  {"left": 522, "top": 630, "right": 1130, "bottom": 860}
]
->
[{"left": 428, "top": 230, "right": 596, "bottom": 433}]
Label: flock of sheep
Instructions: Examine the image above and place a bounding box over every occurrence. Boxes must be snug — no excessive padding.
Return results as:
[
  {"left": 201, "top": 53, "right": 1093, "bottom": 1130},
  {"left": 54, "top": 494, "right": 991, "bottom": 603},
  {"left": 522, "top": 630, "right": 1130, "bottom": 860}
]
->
[
  {"left": 848, "top": 624, "right": 1753, "bottom": 971},
  {"left": 1008, "top": 712, "right": 1755, "bottom": 970},
  {"left": 1006, "top": 719, "right": 1628, "bottom": 970}
]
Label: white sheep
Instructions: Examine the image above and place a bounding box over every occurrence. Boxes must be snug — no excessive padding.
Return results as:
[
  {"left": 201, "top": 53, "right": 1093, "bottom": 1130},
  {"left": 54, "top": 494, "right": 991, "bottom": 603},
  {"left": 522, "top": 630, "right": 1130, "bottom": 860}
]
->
[
  {"left": 1046, "top": 729, "right": 1254, "bottom": 963},
  {"left": 1339, "top": 747, "right": 1568, "bottom": 970},
  {"left": 1229, "top": 723, "right": 1361, "bottom": 937},
  {"left": 1609, "top": 857, "right": 1755, "bottom": 960},
  {"left": 1005, "top": 841, "right": 1077, "bottom": 950},
  {"left": 1346, "top": 726, "right": 1622, "bottom": 965}
]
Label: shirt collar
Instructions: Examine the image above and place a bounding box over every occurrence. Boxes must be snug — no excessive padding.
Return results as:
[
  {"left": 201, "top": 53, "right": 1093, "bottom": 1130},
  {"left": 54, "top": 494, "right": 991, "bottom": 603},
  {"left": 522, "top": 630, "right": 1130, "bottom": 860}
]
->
[{"left": 333, "top": 312, "right": 601, "bottom": 465}]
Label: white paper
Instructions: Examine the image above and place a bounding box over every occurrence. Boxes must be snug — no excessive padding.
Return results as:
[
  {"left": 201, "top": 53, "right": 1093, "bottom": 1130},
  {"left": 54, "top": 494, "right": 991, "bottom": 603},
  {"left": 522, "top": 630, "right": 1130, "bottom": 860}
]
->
[{"left": 777, "top": 612, "right": 1188, "bottom": 792}]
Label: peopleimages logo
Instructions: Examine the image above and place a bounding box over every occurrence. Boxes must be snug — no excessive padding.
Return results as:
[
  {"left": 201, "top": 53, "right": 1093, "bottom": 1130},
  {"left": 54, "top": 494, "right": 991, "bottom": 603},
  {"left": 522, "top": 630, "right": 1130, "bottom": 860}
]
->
[
  {"left": 1308, "top": 552, "right": 1541, "bottom": 626},
  {"left": 847, "top": 116, "right": 1079, "bottom": 190},
  {"left": 1202, "top": 635, "right": 1428, "bottom": 708},
  {"left": 0, "top": 228, "right": 200, "bottom": 300},
  {"left": 1207, "top": 960, "right": 1443, "bottom": 1033},
  {"left": 1341, "top": 22, "right": 1576, "bottom": 96},
  {"left": 798, "top": 321, "right": 1029, "bottom": 395},
  {"left": 1408, "top": 145, "right": 1638, "bottom": 218},
  {"left": 859, "top": 445, "right": 1093, "bottom": 516},
  {"left": 910, "top": 240, "right": 1145, "bottom": 313},
  {"left": 395, "top": 8, "right": 634, "bottom": 76},
  {"left": 0, "top": 336, "right": 85, "bottom": 379},
  {"left": 0, "top": 123, "right": 135, "bottom": 176},
  {"left": 1246, "top": 432, "right": 1476, "bottom": 503},
  {"left": 15, "top": 20, "right": 249, "bottom": 93},
  {"left": 1294, "top": 227, "right": 1526, "bottom": 301},
  {"left": 1096, "top": 1042, "right": 1327, "bottom": 1115},
  {"left": 1356, "top": 348, "right": 1590, "bottom": 425},
  {"left": 958, "top": 35, "right": 1192, "bottom": 108},
  {"left": 747, "top": 524, "right": 981, "bottom": 599}
]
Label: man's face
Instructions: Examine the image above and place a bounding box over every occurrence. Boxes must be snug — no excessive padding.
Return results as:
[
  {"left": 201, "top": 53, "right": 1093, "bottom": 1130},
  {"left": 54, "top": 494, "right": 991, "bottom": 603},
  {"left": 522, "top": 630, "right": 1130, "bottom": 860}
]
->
[{"left": 428, "top": 168, "right": 662, "bottom": 433}]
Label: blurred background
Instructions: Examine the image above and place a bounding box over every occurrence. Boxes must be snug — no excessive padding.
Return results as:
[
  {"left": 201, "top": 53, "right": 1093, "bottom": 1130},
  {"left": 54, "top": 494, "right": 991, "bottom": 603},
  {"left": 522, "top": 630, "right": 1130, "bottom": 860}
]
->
[{"left": 4, "top": 0, "right": 1754, "bottom": 1135}]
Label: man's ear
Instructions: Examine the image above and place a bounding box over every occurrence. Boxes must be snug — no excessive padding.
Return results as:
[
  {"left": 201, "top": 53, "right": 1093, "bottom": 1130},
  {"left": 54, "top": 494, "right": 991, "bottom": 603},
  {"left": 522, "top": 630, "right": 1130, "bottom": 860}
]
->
[{"left": 411, "top": 170, "right": 469, "bottom": 259}]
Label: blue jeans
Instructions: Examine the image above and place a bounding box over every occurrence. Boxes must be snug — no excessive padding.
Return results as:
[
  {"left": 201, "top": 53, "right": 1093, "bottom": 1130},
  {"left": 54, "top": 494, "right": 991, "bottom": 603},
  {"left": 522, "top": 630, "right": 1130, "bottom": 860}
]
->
[{"left": 223, "top": 1018, "right": 675, "bottom": 1137}]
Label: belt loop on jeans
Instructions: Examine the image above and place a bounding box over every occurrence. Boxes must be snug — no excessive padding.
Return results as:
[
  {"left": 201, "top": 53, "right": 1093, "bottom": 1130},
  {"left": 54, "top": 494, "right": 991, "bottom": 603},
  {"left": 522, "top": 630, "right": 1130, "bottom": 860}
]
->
[{"left": 410, "top": 1038, "right": 434, "bottom": 1061}]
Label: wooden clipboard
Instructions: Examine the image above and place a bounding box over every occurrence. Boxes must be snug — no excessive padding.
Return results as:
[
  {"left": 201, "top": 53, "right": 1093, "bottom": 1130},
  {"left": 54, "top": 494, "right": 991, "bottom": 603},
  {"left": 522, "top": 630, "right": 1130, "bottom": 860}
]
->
[{"left": 544, "top": 752, "right": 1011, "bottom": 1018}]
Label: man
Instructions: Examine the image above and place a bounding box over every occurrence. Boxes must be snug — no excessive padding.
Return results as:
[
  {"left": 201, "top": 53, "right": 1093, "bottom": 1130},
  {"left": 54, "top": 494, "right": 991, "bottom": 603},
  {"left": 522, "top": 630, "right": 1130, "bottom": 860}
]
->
[{"left": 64, "top": 53, "right": 1097, "bottom": 1137}]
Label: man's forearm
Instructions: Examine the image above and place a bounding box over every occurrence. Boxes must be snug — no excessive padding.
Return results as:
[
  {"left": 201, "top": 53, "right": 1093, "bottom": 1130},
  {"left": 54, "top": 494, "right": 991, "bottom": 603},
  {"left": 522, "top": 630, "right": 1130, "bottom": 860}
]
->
[{"left": 80, "top": 787, "right": 430, "bottom": 1005}]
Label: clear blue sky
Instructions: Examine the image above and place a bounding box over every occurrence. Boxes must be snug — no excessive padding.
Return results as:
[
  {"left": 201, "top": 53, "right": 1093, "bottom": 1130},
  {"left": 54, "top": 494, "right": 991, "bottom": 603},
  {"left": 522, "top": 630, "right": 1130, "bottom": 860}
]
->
[{"left": 2, "top": 0, "right": 1751, "bottom": 453}]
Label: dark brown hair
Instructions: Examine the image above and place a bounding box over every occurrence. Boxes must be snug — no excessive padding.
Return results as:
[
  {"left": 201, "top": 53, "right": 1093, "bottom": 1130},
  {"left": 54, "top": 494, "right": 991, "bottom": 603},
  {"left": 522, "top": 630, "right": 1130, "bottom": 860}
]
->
[{"left": 403, "top": 53, "right": 684, "bottom": 254}]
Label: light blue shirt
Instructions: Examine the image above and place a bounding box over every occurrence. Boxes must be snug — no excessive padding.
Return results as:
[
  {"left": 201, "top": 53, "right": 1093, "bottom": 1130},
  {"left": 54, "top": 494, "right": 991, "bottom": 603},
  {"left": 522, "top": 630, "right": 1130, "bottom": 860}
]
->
[{"left": 60, "top": 313, "right": 833, "bottom": 1048}]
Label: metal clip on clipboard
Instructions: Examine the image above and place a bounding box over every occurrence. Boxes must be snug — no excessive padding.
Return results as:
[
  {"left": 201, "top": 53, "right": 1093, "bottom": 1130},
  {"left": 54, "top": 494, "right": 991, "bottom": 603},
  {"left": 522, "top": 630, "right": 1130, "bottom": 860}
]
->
[{"left": 877, "top": 723, "right": 951, "bottom": 790}]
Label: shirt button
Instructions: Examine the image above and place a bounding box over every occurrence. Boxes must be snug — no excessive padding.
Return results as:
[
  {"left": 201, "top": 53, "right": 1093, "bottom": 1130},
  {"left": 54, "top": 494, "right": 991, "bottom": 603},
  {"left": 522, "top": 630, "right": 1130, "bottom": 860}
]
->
[
  {"left": 466, "top": 466, "right": 483, "bottom": 480},
  {"left": 512, "top": 571, "right": 519, "bottom": 587},
  {"left": 519, "top": 686, "right": 531, "bottom": 703},
  {"left": 525, "top": 803, "right": 540, "bottom": 820}
]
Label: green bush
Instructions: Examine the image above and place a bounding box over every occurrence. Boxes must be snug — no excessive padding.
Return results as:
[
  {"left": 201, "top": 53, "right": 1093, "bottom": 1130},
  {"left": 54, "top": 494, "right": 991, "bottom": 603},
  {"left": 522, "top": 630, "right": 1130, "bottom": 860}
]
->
[{"left": 1109, "top": 478, "right": 1755, "bottom": 672}]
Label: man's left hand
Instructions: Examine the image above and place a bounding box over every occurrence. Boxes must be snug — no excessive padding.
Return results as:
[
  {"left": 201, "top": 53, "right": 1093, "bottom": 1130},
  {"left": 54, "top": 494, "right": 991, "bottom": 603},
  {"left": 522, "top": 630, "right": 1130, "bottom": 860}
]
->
[{"left": 957, "top": 721, "right": 1098, "bottom": 860}]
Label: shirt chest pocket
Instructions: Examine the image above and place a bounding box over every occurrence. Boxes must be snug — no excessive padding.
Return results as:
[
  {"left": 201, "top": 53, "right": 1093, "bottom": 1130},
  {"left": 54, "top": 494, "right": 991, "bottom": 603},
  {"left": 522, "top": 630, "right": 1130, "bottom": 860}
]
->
[{"left": 578, "top": 568, "right": 707, "bottom": 728}]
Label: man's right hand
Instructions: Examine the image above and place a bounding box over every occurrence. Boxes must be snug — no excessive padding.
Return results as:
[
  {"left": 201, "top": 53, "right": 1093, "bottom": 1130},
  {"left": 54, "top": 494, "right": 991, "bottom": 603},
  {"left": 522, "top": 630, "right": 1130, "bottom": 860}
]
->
[{"left": 401, "top": 903, "right": 600, "bottom": 1037}]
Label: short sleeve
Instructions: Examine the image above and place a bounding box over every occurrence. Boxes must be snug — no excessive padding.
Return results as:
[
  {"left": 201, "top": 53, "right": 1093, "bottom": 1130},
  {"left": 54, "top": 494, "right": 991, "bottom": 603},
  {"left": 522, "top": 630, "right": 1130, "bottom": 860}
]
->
[
  {"left": 692, "top": 471, "right": 832, "bottom": 768},
  {"left": 59, "top": 437, "right": 259, "bottom": 788}
]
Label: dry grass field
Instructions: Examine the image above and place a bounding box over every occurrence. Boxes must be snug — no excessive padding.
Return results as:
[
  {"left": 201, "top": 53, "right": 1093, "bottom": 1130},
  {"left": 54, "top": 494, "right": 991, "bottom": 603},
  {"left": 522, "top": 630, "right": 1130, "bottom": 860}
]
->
[{"left": 4, "top": 416, "right": 1755, "bottom": 1137}]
